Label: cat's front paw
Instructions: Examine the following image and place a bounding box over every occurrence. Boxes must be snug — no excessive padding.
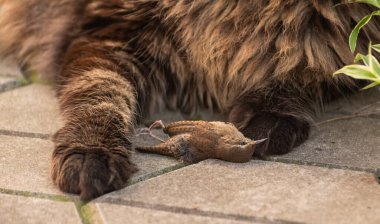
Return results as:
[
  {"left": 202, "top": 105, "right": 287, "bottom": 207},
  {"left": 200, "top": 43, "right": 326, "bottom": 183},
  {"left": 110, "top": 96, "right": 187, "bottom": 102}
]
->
[
  {"left": 51, "top": 143, "right": 137, "bottom": 201},
  {"left": 240, "top": 112, "right": 310, "bottom": 157}
]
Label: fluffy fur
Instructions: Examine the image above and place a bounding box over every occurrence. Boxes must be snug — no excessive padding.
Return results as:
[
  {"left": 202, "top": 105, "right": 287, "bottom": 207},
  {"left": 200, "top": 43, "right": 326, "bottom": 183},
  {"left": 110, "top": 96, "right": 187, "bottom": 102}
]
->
[{"left": 1, "top": 0, "right": 379, "bottom": 200}]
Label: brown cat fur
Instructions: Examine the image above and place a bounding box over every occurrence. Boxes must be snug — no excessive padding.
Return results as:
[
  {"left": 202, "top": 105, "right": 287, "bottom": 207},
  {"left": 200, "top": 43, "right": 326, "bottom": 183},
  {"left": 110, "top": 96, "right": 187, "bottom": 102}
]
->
[{"left": 0, "top": 0, "right": 379, "bottom": 200}]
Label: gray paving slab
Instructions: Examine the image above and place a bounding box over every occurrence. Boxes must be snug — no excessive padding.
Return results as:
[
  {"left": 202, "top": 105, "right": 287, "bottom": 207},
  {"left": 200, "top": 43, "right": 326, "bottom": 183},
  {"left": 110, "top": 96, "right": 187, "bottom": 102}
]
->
[
  {"left": 0, "top": 84, "right": 63, "bottom": 134},
  {"left": 96, "top": 203, "right": 254, "bottom": 224},
  {"left": 0, "top": 62, "right": 22, "bottom": 77},
  {"left": 0, "top": 76, "right": 23, "bottom": 92},
  {"left": 132, "top": 126, "right": 170, "bottom": 148},
  {"left": 324, "top": 88, "right": 380, "bottom": 115},
  {"left": 99, "top": 160, "right": 380, "bottom": 224},
  {"left": 0, "top": 193, "right": 81, "bottom": 224},
  {"left": 0, "top": 135, "right": 61, "bottom": 195},
  {"left": 0, "top": 76, "right": 13, "bottom": 85},
  {"left": 0, "top": 135, "right": 181, "bottom": 195},
  {"left": 131, "top": 152, "right": 181, "bottom": 181},
  {"left": 0, "top": 63, "right": 25, "bottom": 92},
  {"left": 272, "top": 117, "right": 380, "bottom": 171}
]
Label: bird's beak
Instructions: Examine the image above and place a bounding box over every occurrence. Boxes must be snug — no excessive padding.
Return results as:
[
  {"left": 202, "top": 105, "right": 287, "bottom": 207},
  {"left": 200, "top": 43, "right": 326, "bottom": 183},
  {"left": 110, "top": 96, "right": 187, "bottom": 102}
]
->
[
  {"left": 244, "top": 138, "right": 267, "bottom": 148},
  {"left": 254, "top": 138, "right": 267, "bottom": 144}
]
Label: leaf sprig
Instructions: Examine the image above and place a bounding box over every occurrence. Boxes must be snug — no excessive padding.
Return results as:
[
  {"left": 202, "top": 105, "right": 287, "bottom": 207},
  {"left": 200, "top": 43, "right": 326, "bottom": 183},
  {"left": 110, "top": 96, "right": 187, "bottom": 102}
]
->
[{"left": 334, "top": 0, "right": 380, "bottom": 89}]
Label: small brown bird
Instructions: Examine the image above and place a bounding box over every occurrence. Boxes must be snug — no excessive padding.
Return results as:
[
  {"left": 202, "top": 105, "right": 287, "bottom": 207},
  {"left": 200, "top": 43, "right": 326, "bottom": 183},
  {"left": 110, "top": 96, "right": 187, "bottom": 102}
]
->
[{"left": 135, "top": 120, "right": 266, "bottom": 163}]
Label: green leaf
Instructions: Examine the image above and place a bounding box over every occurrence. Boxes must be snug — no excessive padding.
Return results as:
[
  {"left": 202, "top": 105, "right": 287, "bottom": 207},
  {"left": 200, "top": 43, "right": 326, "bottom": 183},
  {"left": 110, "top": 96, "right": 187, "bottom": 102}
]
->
[
  {"left": 350, "top": 0, "right": 380, "bottom": 8},
  {"left": 362, "top": 81, "right": 380, "bottom": 89},
  {"left": 372, "top": 44, "right": 380, "bottom": 53},
  {"left": 334, "top": 64, "right": 379, "bottom": 80},
  {"left": 366, "top": 42, "right": 380, "bottom": 78},
  {"left": 349, "top": 10, "right": 380, "bottom": 52},
  {"left": 354, "top": 53, "right": 370, "bottom": 65},
  {"left": 349, "top": 14, "right": 373, "bottom": 52},
  {"left": 368, "top": 55, "right": 380, "bottom": 77}
]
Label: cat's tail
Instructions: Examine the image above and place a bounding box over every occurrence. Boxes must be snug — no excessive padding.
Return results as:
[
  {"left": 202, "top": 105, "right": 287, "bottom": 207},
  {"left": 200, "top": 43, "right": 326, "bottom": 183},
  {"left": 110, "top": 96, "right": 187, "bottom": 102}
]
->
[{"left": 0, "top": 0, "right": 85, "bottom": 78}]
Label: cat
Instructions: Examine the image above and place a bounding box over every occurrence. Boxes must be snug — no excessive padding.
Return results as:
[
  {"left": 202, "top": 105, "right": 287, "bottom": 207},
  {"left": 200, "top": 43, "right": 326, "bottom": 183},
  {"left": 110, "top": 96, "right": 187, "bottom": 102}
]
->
[{"left": 0, "top": 0, "right": 379, "bottom": 200}]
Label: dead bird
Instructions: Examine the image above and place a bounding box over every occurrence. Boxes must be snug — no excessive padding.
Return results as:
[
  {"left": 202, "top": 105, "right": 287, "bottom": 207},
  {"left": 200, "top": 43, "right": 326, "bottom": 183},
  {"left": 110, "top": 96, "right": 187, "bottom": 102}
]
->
[{"left": 136, "top": 120, "right": 266, "bottom": 163}]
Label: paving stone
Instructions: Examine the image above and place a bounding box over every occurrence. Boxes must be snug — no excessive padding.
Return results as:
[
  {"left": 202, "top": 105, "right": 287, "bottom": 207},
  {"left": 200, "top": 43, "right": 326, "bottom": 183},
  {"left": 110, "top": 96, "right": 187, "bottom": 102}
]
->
[
  {"left": 0, "top": 135, "right": 181, "bottom": 195},
  {"left": 273, "top": 117, "right": 380, "bottom": 171},
  {"left": 0, "top": 76, "right": 23, "bottom": 92},
  {"left": 100, "top": 160, "right": 380, "bottom": 224},
  {"left": 131, "top": 152, "right": 180, "bottom": 181},
  {"left": 0, "top": 64, "right": 25, "bottom": 92},
  {"left": 0, "top": 84, "right": 63, "bottom": 134},
  {"left": 132, "top": 126, "right": 171, "bottom": 149},
  {"left": 316, "top": 87, "right": 380, "bottom": 121},
  {"left": 0, "top": 76, "right": 14, "bottom": 85},
  {"left": 325, "top": 87, "right": 380, "bottom": 115},
  {"left": 0, "top": 135, "right": 61, "bottom": 195},
  {"left": 96, "top": 203, "right": 253, "bottom": 224},
  {"left": 0, "top": 63, "right": 23, "bottom": 78},
  {"left": 130, "top": 124, "right": 183, "bottom": 180},
  {"left": 0, "top": 193, "right": 81, "bottom": 224}
]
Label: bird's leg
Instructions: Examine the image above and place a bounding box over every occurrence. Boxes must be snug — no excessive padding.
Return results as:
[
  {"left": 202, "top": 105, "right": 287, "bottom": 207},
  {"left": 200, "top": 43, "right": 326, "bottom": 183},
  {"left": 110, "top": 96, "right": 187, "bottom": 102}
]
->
[
  {"left": 135, "top": 120, "right": 167, "bottom": 142},
  {"left": 135, "top": 134, "right": 191, "bottom": 159}
]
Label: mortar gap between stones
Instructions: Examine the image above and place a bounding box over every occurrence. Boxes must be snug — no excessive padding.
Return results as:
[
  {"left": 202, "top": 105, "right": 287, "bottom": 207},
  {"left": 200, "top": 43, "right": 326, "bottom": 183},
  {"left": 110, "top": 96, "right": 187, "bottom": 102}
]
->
[
  {"left": 0, "top": 187, "right": 74, "bottom": 202},
  {"left": 97, "top": 199, "right": 304, "bottom": 224},
  {"left": 0, "top": 129, "right": 51, "bottom": 140},
  {"left": 264, "top": 157, "right": 375, "bottom": 173},
  {"left": 128, "top": 163, "right": 187, "bottom": 186},
  {"left": 0, "top": 80, "right": 30, "bottom": 94},
  {"left": 75, "top": 202, "right": 102, "bottom": 224}
]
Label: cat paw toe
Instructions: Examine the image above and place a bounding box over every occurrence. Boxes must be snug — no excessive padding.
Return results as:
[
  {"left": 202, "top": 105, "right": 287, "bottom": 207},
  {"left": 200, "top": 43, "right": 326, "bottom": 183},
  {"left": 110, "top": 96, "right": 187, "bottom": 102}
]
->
[
  {"left": 241, "top": 112, "right": 310, "bottom": 157},
  {"left": 51, "top": 144, "right": 137, "bottom": 201}
]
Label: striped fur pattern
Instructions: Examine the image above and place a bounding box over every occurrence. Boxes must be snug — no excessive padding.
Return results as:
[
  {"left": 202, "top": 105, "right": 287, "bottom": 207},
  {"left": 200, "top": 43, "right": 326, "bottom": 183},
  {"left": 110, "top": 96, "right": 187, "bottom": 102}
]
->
[{"left": 1, "top": 0, "right": 379, "bottom": 200}]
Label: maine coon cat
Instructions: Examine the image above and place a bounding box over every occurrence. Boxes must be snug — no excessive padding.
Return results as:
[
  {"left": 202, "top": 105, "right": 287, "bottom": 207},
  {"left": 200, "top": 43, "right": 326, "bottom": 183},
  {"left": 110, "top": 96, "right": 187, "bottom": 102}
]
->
[{"left": 0, "top": 0, "right": 379, "bottom": 200}]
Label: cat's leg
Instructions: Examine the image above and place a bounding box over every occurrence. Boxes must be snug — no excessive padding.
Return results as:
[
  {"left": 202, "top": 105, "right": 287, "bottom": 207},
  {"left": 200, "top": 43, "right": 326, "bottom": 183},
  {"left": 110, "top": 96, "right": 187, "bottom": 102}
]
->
[
  {"left": 51, "top": 39, "right": 145, "bottom": 201},
  {"left": 228, "top": 86, "right": 312, "bottom": 157}
]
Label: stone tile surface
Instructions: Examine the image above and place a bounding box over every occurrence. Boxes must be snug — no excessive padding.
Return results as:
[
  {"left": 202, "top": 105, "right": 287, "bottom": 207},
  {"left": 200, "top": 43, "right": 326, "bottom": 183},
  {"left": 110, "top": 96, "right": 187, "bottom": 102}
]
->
[
  {"left": 0, "top": 63, "right": 25, "bottom": 92},
  {"left": 0, "top": 135, "right": 181, "bottom": 194},
  {"left": 101, "top": 160, "right": 380, "bottom": 224},
  {"left": 0, "top": 84, "right": 63, "bottom": 134},
  {"left": 96, "top": 203, "right": 253, "bottom": 224},
  {"left": 0, "top": 62, "right": 22, "bottom": 77},
  {"left": 316, "top": 88, "right": 380, "bottom": 121},
  {"left": 131, "top": 152, "right": 180, "bottom": 181},
  {"left": 0, "top": 65, "right": 379, "bottom": 224},
  {"left": 0, "top": 193, "right": 81, "bottom": 224},
  {"left": 273, "top": 117, "right": 380, "bottom": 171},
  {"left": 0, "top": 77, "right": 23, "bottom": 93},
  {"left": 0, "top": 135, "right": 60, "bottom": 195},
  {"left": 130, "top": 124, "right": 184, "bottom": 180},
  {"left": 0, "top": 76, "right": 13, "bottom": 85}
]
